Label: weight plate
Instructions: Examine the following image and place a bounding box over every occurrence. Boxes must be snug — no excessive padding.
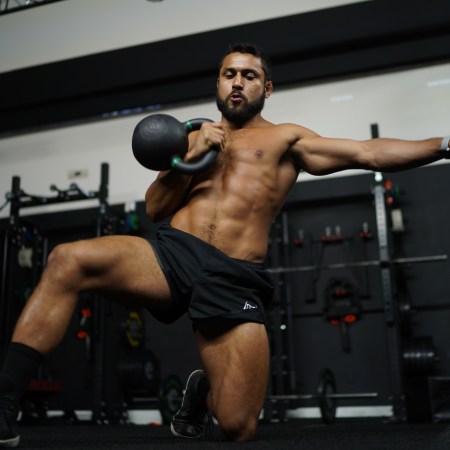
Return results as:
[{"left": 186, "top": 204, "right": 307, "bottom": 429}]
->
[
  {"left": 402, "top": 336, "right": 436, "bottom": 376},
  {"left": 317, "top": 368, "right": 337, "bottom": 424},
  {"left": 118, "top": 350, "right": 160, "bottom": 394},
  {"left": 160, "top": 375, "right": 183, "bottom": 425},
  {"left": 125, "top": 311, "right": 144, "bottom": 348}
]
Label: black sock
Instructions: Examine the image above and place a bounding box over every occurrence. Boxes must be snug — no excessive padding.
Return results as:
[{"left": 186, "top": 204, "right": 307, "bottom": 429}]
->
[{"left": 0, "top": 342, "right": 44, "bottom": 400}]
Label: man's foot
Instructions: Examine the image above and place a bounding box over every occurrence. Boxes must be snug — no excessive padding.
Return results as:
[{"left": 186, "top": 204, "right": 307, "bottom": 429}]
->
[
  {"left": 170, "top": 369, "right": 209, "bottom": 439},
  {"left": 0, "top": 392, "right": 20, "bottom": 448}
]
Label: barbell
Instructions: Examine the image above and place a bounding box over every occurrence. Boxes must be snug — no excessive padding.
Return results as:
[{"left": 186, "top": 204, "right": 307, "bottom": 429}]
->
[
  {"left": 158, "top": 369, "right": 377, "bottom": 425},
  {"left": 268, "top": 254, "right": 447, "bottom": 275},
  {"left": 266, "top": 369, "right": 378, "bottom": 424}
]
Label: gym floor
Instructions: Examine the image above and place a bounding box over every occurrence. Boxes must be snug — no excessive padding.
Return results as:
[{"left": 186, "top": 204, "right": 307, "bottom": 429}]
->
[{"left": 15, "top": 419, "right": 450, "bottom": 450}]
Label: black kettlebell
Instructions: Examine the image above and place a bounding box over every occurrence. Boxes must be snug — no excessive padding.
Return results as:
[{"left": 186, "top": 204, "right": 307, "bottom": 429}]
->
[{"left": 132, "top": 114, "right": 218, "bottom": 174}]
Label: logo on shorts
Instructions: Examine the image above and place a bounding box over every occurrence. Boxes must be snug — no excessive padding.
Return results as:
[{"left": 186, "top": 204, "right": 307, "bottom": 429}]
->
[{"left": 243, "top": 301, "right": 258, "bottom": 310}]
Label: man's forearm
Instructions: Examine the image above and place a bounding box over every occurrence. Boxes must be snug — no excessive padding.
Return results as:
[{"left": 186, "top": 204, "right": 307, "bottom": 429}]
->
[{"left": 372, "top": 137, "right": 447, "bottom": 172}]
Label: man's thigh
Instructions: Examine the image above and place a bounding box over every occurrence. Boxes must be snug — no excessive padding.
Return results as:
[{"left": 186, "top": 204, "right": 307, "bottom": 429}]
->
[
  {"left": 66, "top": 234, "right": 173, "bottom": 309},
  {"left": 195, "top": 320, "right": 270, "bottom": 417}
]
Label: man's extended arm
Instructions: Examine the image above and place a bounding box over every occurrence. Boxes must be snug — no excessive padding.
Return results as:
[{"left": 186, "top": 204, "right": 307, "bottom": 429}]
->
[{"left": 292, "top": 127, "right": 448, "bottom": 176}]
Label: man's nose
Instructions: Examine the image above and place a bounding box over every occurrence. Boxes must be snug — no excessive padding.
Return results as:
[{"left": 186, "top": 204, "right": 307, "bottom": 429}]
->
[{"left": 232, "top": 75, "right": 243, "bottom": 88}]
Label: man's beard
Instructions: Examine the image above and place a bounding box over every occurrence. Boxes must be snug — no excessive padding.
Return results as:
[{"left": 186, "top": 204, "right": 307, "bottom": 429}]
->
[{"left": 216, "top": 91, "right": 266, "bottom": 125}]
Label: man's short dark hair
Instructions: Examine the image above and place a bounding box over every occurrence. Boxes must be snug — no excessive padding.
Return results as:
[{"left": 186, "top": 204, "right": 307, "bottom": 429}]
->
[{"left": 219, "top": 42, "right": 272, "bottom": 82}]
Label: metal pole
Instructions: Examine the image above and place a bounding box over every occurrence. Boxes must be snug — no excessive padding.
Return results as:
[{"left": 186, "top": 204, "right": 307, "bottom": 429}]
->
[
  {"left": 371, "top": 123, "right": 406, "bottom": 422},
  {"left": 93, "top": 163, "right": 109, "bottom": 424},
  {"left": 0, "top": 176, "right": 21, "bottom": 363},
  {"left": 281, "top": 212, "right": 297, "bottom": 395}
]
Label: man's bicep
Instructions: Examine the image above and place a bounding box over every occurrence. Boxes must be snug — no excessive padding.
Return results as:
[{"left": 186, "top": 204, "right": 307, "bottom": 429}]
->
[{"left": 293, "top": 136, "right": 370, "bottom": 175}]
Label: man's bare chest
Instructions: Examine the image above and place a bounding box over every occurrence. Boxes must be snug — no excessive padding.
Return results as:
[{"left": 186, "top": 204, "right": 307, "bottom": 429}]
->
[{"left": 222, "top": 130, "right": 281, "bottom": 165}]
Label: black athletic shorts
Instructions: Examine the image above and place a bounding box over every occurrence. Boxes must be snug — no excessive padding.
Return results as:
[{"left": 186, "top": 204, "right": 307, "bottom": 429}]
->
[{"left": 148, "top": 223, "right": 274, "bottom": 325}]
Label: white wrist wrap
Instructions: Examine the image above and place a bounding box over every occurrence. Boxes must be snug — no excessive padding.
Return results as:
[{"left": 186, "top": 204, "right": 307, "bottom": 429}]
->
[{"left": 440, "top": 136, "right": 450, "bottom": 158}]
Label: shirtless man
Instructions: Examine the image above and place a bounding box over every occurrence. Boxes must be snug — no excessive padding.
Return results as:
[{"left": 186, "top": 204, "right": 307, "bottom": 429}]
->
[{"left": 0, "top": 42, "right": 449, "bottom": 446}]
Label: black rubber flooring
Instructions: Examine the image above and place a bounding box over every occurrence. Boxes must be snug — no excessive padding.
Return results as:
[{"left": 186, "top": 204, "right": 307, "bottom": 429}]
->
[{"left": 15, "top": 419, "right": 450, "bottom": 450}]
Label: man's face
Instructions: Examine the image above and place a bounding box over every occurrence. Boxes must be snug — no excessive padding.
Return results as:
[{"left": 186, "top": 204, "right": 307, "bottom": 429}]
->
[{"left": 216, "top": 52, "right": 272, "bottom": 125}]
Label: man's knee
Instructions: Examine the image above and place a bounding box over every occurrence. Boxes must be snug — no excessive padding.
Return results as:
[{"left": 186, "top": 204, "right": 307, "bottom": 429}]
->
[
  {"left": 45, "top": 242, "right": 85, "bottom": 287},
  {"left": 216, "top": 411, "right": 259, "bottom": 442}
]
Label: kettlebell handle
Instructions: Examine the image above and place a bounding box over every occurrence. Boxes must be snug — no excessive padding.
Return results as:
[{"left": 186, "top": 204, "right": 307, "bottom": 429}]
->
[{"left": 171, "top": 118, "right": 219, "bottom": 174}]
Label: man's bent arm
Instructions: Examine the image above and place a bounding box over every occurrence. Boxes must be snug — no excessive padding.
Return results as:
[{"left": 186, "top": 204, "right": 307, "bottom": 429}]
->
[{"left": 145, "top": 170, "right": 192, "bottom": 222}]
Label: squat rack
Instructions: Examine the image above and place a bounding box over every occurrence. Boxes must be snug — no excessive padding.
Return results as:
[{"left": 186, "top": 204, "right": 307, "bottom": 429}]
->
[
  {"left": 266, "top": 124, "right": 447, "bottom": 423},
  {"left": 0, "top": 162, "right": 110, "bottom": 421}
]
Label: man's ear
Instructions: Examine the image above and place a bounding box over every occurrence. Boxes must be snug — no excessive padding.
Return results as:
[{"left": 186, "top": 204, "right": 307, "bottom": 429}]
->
[{"left": 265, "top": 81, "right": 273, "bottom": 98}]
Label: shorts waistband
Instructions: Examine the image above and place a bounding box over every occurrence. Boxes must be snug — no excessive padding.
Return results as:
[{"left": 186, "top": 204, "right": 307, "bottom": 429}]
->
[{"left": 160, "top": 223, "right": 267, "bottom": 270}]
